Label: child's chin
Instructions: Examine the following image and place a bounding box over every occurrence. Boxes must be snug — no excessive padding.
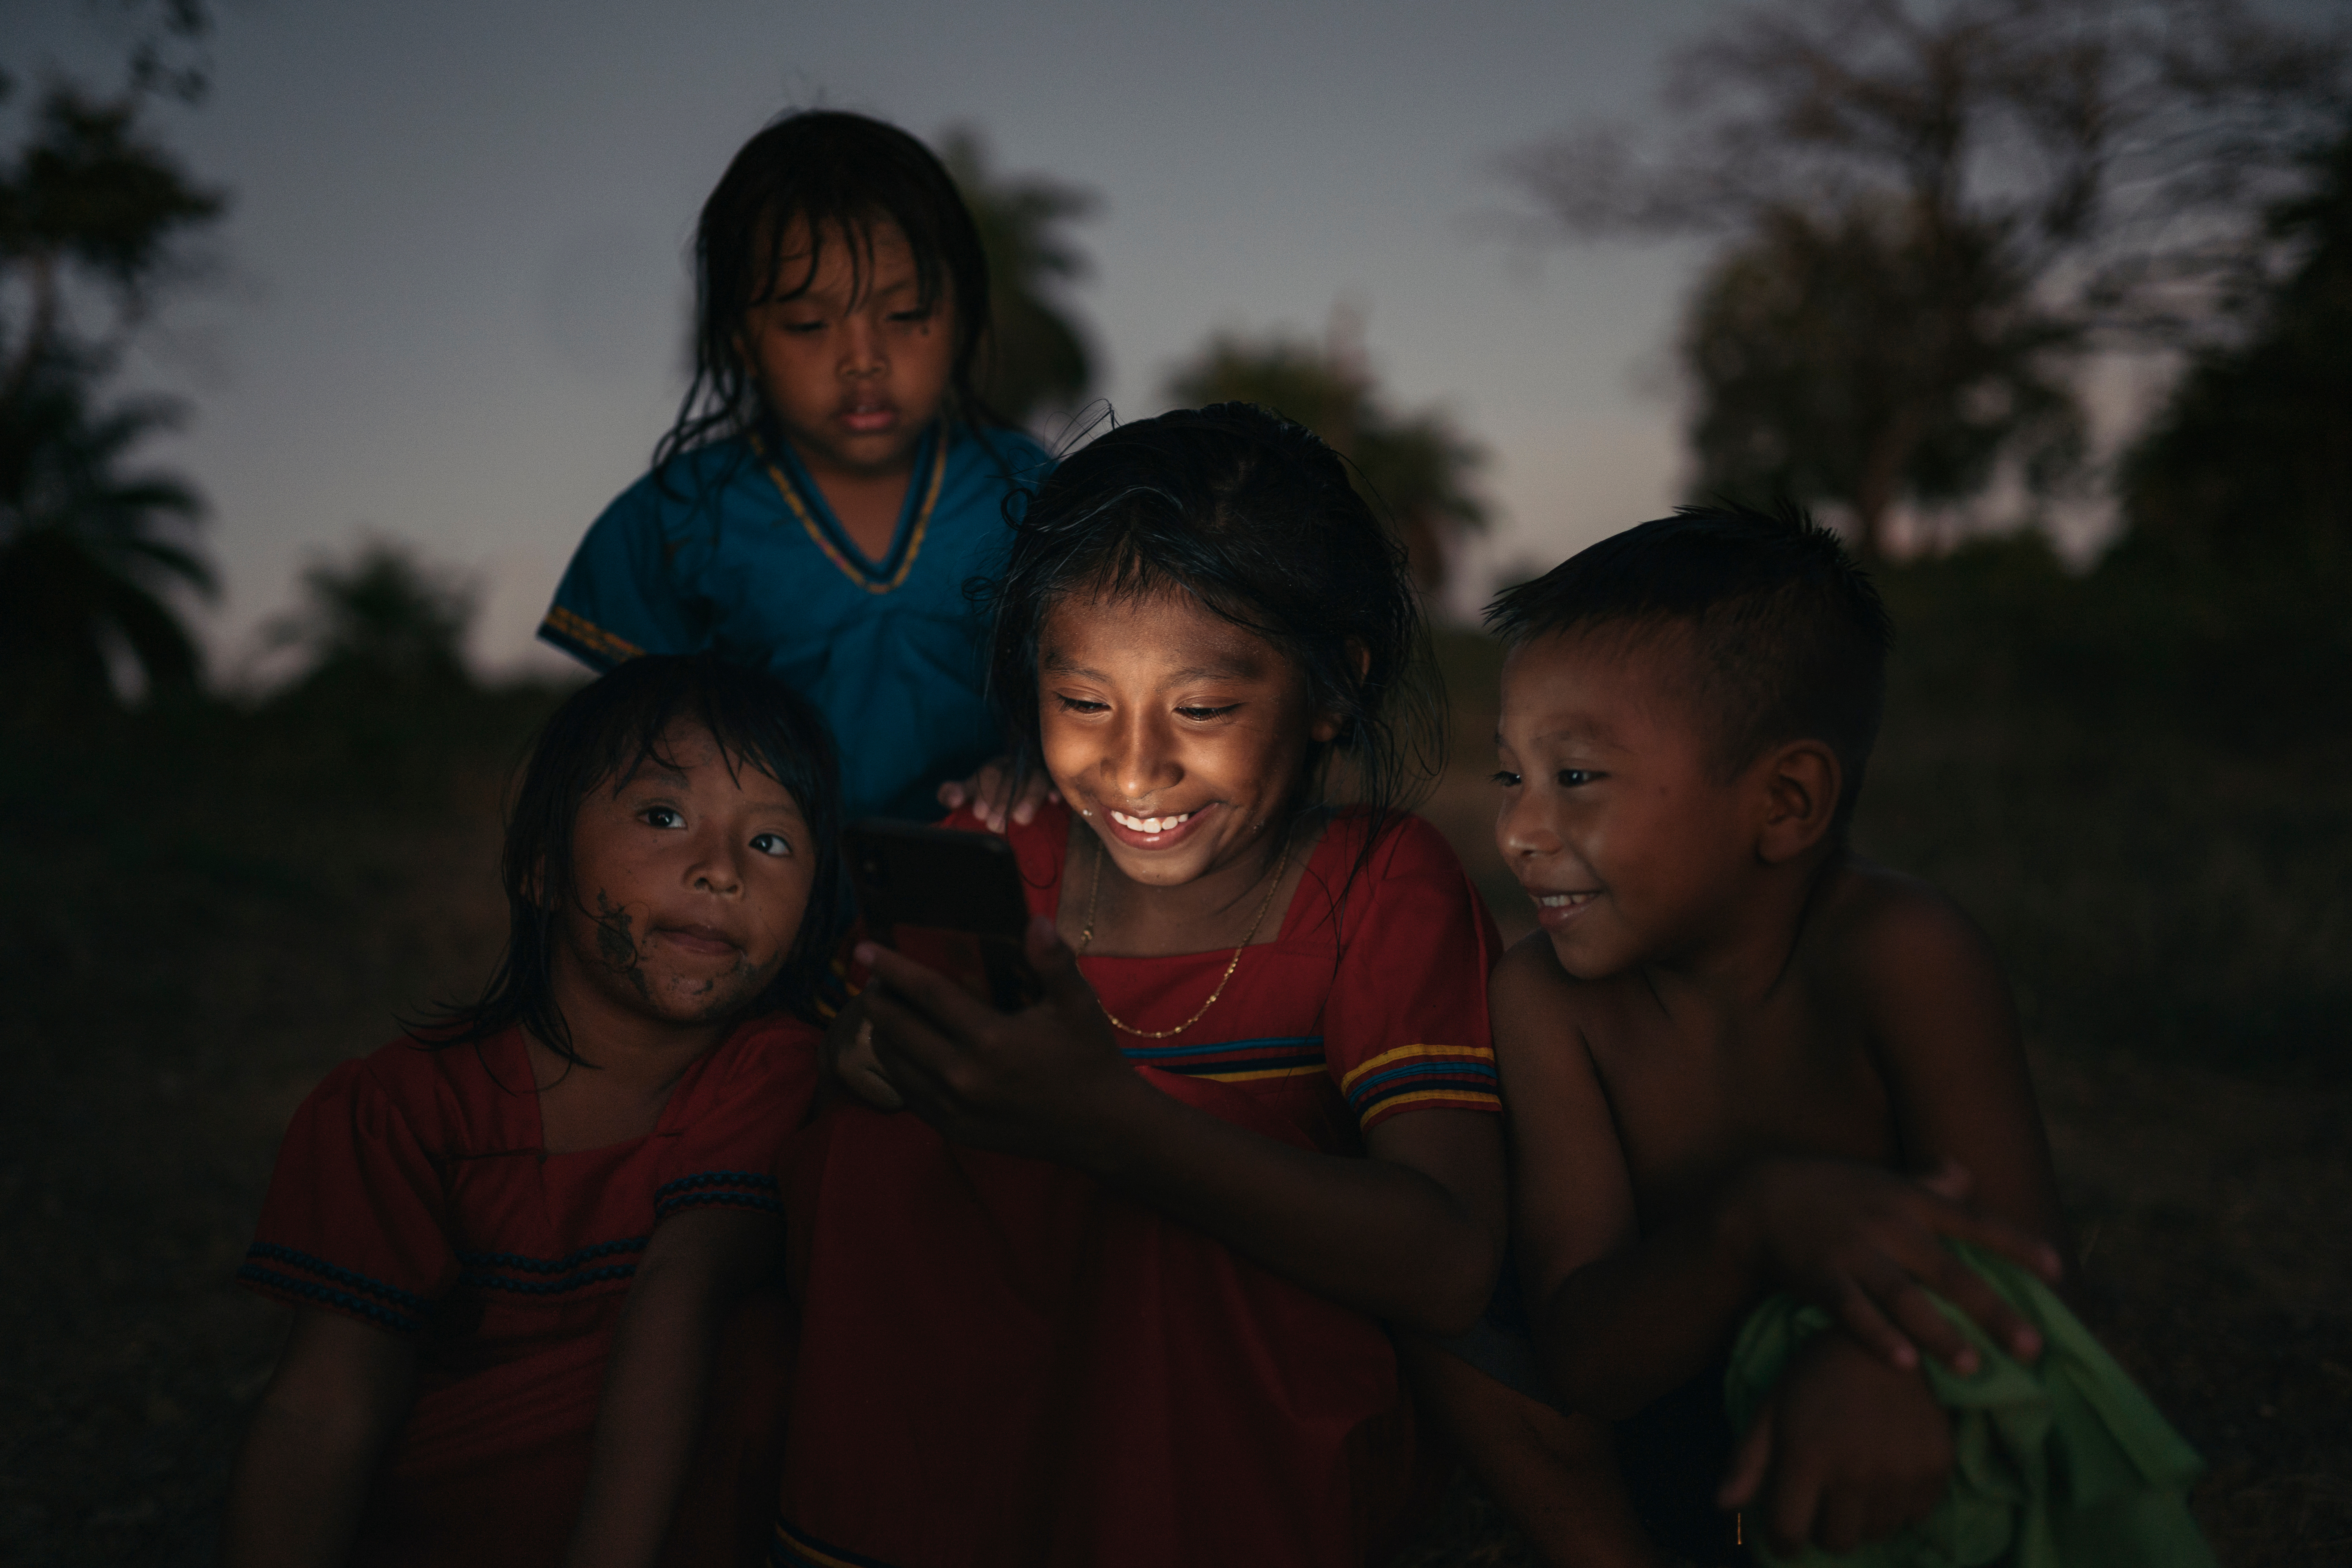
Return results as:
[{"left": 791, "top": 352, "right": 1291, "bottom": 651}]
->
[{"left": 1545, "top": 931, "right": 1628, "bottom": 982}]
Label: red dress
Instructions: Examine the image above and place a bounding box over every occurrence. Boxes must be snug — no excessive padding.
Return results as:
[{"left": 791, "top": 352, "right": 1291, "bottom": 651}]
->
[
  {"left": 240, "top": 1016, "right": 820, "bottom": 1568},
  {"left": 777, "top": 804, "right": 1502, "bottom": 1568}
]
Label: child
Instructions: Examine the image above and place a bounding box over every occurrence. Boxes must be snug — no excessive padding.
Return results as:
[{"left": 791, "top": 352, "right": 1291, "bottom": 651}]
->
[
  {"left": 539, "top": 110, "right": 1053, "bottom": 824},
  {"left": 1423, "top": 504, "right": 2209, "bottom": 1565},
  {"left": 780, "top": 404, "right": 1510, "bottom": 1568},
  {"left": 221, "top": 654, "right": 850, "bottom": 1568}
]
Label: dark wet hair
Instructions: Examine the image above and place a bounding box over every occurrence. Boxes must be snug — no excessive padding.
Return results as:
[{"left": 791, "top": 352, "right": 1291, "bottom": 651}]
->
[
  {"left": 986, "top": 403, "right": 1444, "bottom": 866},
  {"left": 1485, "top": 500, "right": 1893, "bottom": 831},
  {"left": 655, "top": 109, "right": 998, "bottom": 470},
  {"left": 419, "top": 654, "right": 850, "bottom": 1063}
]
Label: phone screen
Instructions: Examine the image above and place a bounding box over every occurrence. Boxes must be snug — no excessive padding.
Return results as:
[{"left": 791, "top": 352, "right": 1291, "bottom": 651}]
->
[{"left": 844, "top": 820, "right": 1041, "bottom": 1011}]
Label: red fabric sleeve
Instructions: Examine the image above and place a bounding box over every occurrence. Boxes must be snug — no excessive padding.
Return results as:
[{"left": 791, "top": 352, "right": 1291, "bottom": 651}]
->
[
  {"left": 1321, "top": 816, "right": 1505, "bottom": 1133},
  {"left": 651, "top": 1017, "right": 823, "bottom": 1225},
  {"left": 238, "top": 1058, "right": 459, "bottom": 1333}
]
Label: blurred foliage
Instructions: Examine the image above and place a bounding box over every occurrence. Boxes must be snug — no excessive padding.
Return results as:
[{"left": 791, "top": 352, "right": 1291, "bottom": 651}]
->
[
  {"left": 1165, "top": 310, "right": 1488, "bottom": 592},
  {"left": 2114, "top": 115, "right": 2352, "bottom": 588},
  {"left": 1504, "top": 0, "right": 2348, "bottom": 554},
  {"left": 0, "top": 360, "right": 210, "bottom": 719},
  {"left": 1855, "top": 539, "right": 2350, "bottom": 1080},
  {"left": 1, "top": 6, "right": 227, "bottom": 713},
  {"left": 263, "top": 539, "right": 478, "bottom": 701},
  {"left": 1682, "top": 201, "right": 2084, "bottom": 549},
  {"left": 936, "top": 127, "right": 1098, "bottom": 427}
]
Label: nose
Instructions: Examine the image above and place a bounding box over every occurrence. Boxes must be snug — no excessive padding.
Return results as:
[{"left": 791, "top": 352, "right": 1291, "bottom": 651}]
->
[
  {"left": 1496, "top": 782, "right": 1561, "bottom": 864},
  {"left": 838, "top": 312, "right": 886, "bottom": 379},
  {"left": 686, "top": 826, "right": 745, "bottom": 897},
  {"left": 1104, "top": 707, "right": 1180, "bottom": 802}
]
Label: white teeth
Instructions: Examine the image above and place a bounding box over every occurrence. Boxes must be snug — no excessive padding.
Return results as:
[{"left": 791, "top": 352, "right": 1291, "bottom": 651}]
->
[
  {"left": 1110, "top": 809, "right": 1189, "bottom": 834},
  {"left": 1537, "top": 893, "right": 1595, "bottom": 908}
]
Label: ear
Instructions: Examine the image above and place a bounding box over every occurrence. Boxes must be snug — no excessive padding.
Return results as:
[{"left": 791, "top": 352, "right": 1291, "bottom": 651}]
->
[
  {"left": 1310, "top": 641, "right": 1373, "bottom": 745},
  {"left": 1753, "top": 739, "right": 1842, "bottom": 866}
]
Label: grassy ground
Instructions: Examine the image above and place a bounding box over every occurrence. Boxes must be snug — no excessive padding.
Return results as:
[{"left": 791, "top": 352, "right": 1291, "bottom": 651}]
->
[{"left": 1, "top": 585, "right": 2346, "bottom": 1563}]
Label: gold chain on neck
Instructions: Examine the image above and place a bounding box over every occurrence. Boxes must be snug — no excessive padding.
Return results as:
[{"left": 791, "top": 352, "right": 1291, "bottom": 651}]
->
[{"left": 1077, "top": 832, "right": 1290, "bottom": 1039}]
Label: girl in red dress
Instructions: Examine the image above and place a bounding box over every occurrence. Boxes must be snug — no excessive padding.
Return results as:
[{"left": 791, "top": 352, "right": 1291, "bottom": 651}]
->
[
  {"left": 781, "top": 404, "right": 1509, "bottom": 1568},
  {"left": 222, "top": 655, "right": 852, "bottom": 1568}
]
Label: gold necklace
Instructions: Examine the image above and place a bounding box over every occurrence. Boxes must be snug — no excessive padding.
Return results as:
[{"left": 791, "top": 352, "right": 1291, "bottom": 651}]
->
[{"left": 1077, "top": 833, "right": 1290, "bottom": 1039}]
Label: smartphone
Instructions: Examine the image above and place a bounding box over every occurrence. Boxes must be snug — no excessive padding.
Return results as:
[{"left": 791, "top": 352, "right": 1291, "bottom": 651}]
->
[{"left": 844, "top": 818, "right": 1042, "bottom": 1011}]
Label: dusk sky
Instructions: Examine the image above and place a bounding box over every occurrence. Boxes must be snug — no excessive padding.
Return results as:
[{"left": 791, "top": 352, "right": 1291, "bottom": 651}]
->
[{"left": 13, "top": 0, "right": 2173, "bottom": 679}]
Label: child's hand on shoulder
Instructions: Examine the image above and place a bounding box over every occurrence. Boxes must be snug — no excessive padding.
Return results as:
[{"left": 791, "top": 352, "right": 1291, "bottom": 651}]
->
[
  {"left": 1719, "top": 1328, "right": 1951, "bottom": 1555},
  {"left": 1729, "top": 1155, "right": 2061, "bottom": 1374},
  {"left": 937, "top": 758, "right": 1059, "bottom": 834},
  {"left": 857, "top": 917, "right": 1143, "bottom": 1164}
]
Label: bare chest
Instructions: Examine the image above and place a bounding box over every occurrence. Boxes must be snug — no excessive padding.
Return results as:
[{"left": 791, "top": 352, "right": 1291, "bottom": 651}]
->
[{"left": 1588, "top": 1000, "right": 1897, "bottom": 1229}]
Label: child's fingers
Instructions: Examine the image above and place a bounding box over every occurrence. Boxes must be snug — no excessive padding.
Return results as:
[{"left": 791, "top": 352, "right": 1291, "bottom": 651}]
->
[
  {"left": 1829, "top": 1274, "right": 1920, "bottom": 1372},
  {"left": 840, "top": 1019, "right": 904, "bottom": 1111},
  {"left": 1916, "top": 1157, "right": 1973, "bottom": 1203},
  {"left": 936, "top": 779, "right": 968, "bottom": 809},
  {"left": 1874, "top": 1269, "right": 1980, "bottom": 1376},
  {"left": 856, "top": 944, "right": 996, "bottom": 1040},
  {"left": 859, "top": 987, "right": 968, "bottom": 1109},
  {"left": 1717, "top": 1402, "right": 1775, "bottom": 1508},
  {"left": 1930, "top": 1203, "right": 2065, "bottom": 1285},
  {"left": 1009, "top": 768, "right": 1054, "bottom": 826},
  {"left": 1920, "top": 1247, "right": 2043, "bottom": 1364}
]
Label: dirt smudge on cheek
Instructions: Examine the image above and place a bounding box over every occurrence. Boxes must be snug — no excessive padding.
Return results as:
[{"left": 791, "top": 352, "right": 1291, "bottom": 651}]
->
[{"left": 590, "top": 890, "right": 652, "bottom": 1001}]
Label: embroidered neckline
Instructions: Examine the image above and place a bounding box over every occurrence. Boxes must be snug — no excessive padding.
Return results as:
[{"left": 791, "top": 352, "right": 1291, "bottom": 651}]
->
[{"left": 751, "top": 425, "right": 947, "bottom": 595}]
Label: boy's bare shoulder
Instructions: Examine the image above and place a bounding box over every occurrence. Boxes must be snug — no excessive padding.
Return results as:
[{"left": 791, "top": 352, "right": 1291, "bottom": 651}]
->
[{"left": 1809, "top": 857, "right": 2004, "bottom": 1007}]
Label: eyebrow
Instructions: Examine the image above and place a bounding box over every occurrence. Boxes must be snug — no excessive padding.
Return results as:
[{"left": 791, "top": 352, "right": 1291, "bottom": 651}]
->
[
  {"left": 1041, "top": 655, "right": 1262, "bottom": 682},
  {"left": 1497, "top": 719, "right": 1627, "bottom": 750}
]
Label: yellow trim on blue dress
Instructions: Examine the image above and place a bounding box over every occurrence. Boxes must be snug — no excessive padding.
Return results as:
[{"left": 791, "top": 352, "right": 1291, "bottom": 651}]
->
[{"left": 752, "top": 427, "right": 947, "bottom": 595}]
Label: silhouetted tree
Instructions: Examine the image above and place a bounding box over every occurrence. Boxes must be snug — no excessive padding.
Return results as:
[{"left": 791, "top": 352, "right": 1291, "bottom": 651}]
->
[
  {"left": 2116, "top": 116, "right": 2352, "bottom": 582},
  {"left": 1503, "top": 0, "right": 2345, "bottom": 555},
  {"left": 1165, "top": 313, "right": 1488, "bottom": 592},
  {"left": 936, "top": 128, "right": 1098, "bottom": 425},
  {"left": 265, "top": 540, "right": 478, "bottom": 695},
  {"left": 0, "top": 366, "right": 209, "bottom": 711},
  {"left": 1, "top": 5, "right": 225, "bottom": 708}
]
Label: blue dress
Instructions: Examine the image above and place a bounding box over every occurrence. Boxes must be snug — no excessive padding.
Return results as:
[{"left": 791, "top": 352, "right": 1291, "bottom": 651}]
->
[{"left": 539, "top": 422, "right": 1051, "bottom": 820}]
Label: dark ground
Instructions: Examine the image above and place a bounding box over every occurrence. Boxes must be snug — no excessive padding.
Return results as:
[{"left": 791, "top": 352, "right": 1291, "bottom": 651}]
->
[{"left": 2, "top": 604, "right": 2346, "bottom": 1564}]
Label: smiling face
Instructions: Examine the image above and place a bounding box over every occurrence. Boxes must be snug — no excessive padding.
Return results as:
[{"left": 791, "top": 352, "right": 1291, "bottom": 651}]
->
[
  {"left": 1038, "top": 587, "right": 1338, "bottom": 891},
  {"left": 739, "top": 217, "right": 956, "bottom": 481},
  {"left": 1494, "top": 625, "right": 1764, "bottom": 980},
  {"left": 555, "top": 723, "right": 817, "bottom": 1029}
]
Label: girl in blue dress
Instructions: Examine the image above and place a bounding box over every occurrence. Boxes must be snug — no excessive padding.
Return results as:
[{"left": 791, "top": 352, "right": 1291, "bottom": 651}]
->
[{"left": 542, "top": 110, "right": 1054, "bottom": 822}]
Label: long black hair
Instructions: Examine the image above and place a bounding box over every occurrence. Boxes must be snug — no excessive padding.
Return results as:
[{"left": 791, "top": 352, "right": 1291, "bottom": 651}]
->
[
  {"left": 985, "top": 403, "right": 1445, "bottom": 871},
  {"left": 655, "top": 109, "right": 1000, "bottom": 472},
  {"left": 418, "top": 654, "right": 850, "bottom": 1063}
]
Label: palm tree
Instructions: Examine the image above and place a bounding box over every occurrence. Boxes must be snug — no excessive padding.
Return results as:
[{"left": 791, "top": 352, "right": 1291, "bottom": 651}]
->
[
  {"left": 935, "top": 127, "right": 1098, "bottom": 426},
  {"left": 1167, "top": 312, "right": 1488, "bottom": 592},
  {"left": 0, "top": 361, "right": 211, "bottom": 711}
]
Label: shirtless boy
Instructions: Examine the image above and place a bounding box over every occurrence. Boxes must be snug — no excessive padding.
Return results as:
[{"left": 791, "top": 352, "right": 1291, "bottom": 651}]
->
[{"left": 1417, "top": 503, "right": 2073, "bottom": 1564}]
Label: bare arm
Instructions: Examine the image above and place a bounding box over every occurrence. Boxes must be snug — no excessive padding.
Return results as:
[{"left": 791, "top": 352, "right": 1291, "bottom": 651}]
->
[
  {"left": 562, "top": 1207, "right": 782, "bottom": 1568},
  {"left": 860, "top": 922, "right": 1506, "bottom": 1334},
  {"left": 1504, "top": 915, "right": 2061, "bottom": 1419},
  {"left": 219, "top": 1308, "right": 419, "bottom": 1568}
]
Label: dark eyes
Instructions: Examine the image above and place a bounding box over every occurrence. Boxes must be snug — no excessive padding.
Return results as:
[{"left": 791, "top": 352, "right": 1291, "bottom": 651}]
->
[
  {"left": 1489, "top": 769, "right": 1599, "bottom": 788},
  {"left": 750, "top": 833, "right": 793, "bottom": 858},
  {"left": 1055, "top": 695, "right": 1109, "bottom": 715},
  {"left": 642, "top": 806, "right": 685, "bottom": 828},
  {"left": 1176, "top": 704, "right": 1239, "bottom": 722}
]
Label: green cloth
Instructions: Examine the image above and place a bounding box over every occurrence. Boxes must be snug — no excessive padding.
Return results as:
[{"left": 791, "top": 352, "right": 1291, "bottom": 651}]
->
[{"left": 1724, "top": 1243, "right": 2214, "bottom": 1568}]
